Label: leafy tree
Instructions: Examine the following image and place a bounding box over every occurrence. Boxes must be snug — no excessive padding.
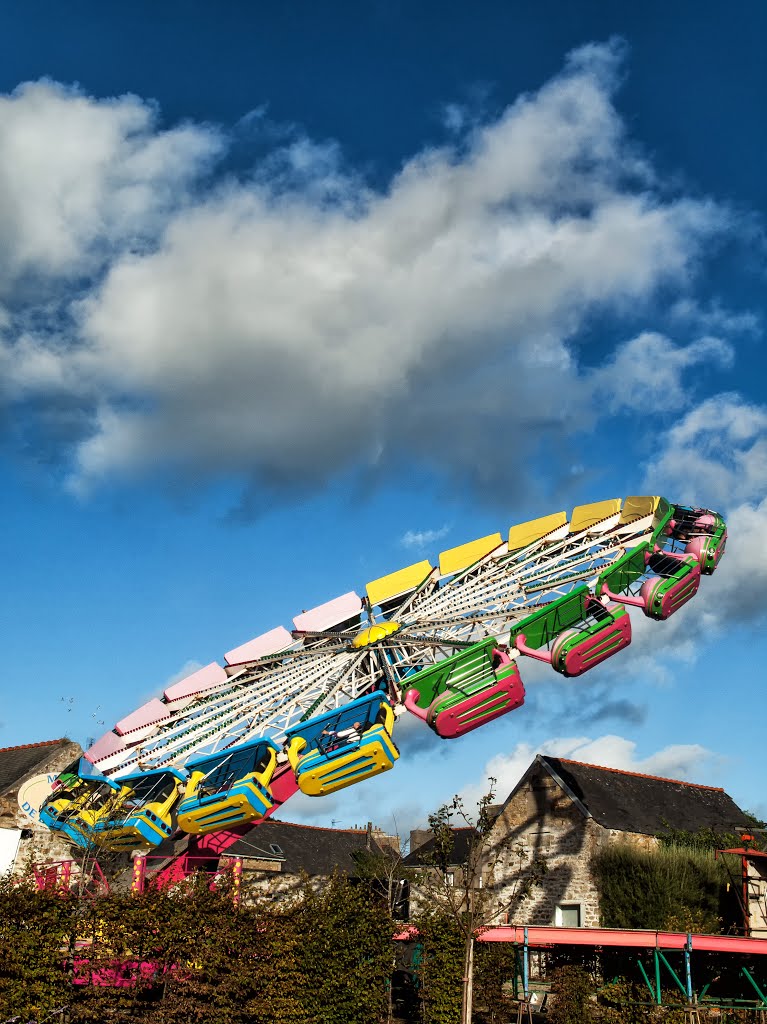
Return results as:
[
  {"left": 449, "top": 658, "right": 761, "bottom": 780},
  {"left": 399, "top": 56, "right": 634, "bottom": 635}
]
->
[
  {"left": 0, "top": 874, "right": 74, "bottom": 1020},
  {"left": 292, "top": 874, "right": 393, "bottom": 1024},
  {"left": 546, "top": 964, "right": 595, "bottom": 1024},
  {"left": 414, "top": 910, "right": 465, "bottom": 1024},
  {"left": 411, "top": 781, "right": 547, "bottom": 1024},
  {"left": 472, "top": 941, "right": 519, "bottom": 1024}
]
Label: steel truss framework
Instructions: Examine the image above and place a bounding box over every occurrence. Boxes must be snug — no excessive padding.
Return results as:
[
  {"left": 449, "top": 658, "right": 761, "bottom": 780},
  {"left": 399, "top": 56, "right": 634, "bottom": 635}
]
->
[{"left": 79, "top": 497, "right": 717, "bottom": 781}]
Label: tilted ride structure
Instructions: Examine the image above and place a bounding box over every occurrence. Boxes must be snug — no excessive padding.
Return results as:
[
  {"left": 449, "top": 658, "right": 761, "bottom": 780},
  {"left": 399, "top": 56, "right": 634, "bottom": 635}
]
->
[{"left": 40, "top": 495, "right": 727, "bottom": 853}]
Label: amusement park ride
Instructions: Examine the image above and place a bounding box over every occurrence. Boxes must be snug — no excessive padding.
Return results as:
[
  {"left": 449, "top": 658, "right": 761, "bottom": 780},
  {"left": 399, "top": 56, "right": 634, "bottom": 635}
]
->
[{"left": 39, "top": 495, "right": 727, "bottom": 854}]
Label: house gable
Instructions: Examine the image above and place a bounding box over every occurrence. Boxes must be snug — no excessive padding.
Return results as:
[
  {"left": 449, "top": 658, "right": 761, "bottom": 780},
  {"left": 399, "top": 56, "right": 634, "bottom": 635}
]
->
[
  {"left": 484, "top": 753, "right": 754, "bottom": 930},
  {"left": 495, "top": 756, "right": 588, "bottom": 844}
]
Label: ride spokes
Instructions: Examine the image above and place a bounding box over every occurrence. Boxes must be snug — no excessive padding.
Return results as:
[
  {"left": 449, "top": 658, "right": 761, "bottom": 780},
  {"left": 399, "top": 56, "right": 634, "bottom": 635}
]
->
[{"left": 40, "top": 495, "right": 726, "bottom": 851}]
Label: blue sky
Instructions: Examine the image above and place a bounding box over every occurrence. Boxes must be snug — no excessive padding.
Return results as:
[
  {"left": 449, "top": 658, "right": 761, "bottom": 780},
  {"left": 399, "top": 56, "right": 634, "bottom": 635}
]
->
[{"left": 1, "top": 2, "right": 765, "bottom": 835}]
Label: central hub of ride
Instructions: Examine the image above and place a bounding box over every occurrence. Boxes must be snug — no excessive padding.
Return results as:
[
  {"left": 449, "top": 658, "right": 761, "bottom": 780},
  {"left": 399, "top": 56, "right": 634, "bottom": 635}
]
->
[{"left": 351, "top": 621, "right": 401, "bottom": 649}]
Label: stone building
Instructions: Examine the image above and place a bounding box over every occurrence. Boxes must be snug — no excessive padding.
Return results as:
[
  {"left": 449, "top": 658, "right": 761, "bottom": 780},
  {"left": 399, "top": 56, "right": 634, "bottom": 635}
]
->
[
  {"left": 406, "top": 754, "right": 754, "bottom": 930},
  {"left": 402, "top": 822, "right": 486, "bottom": 908},
  {"left": 137, "top": 816, "right": 402, "bottom": 902},
  {"left": 487, "top": 755, "right": 753, "bottom": 928},
  {"left": 0, "top": 737, "right": 83, "bottom": 873}
]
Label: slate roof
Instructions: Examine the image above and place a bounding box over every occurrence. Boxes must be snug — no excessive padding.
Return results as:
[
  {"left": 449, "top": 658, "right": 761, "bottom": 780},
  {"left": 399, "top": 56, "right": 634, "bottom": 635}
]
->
[
  {"left": 540, "top": 756, "right": 751, "bottom": 837},
  {"left": 403, "top": 826, "right": 477, "bottom": 867},
  {"left": 226, "top": 819, "right": 389, "bottom": 875},
  {"left": 0, "top": 739, "right": 72, "bottom": 795}
]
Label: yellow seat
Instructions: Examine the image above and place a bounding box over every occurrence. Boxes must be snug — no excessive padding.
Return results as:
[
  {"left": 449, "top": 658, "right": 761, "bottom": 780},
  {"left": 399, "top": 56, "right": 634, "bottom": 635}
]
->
[{"left": 285, "top": 696, "right": 399, "bottom": 797}]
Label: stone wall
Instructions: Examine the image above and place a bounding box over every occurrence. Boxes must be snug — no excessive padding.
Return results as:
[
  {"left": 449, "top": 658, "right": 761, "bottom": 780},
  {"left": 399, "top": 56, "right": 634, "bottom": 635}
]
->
[
  {"left": 239, "top": 859, "right": 330, "bottom": 901},
  {"left": 0, "top": 739, "right": 83, "bottom": 874},
  {"left": 485, "top": 767, "right": 596, "bottom": 926},
  {"left": 484, "top": 764, "right": 658, "bottom": 928}
]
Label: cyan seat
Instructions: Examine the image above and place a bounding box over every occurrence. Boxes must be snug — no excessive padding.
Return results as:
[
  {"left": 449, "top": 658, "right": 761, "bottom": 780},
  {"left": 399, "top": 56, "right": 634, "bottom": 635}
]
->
[
  {"left": 177, "top": 738, "right": 279, "bottom": 835},
  {"left": 284, "top": 691, "right": 398, "bottom": 797}
]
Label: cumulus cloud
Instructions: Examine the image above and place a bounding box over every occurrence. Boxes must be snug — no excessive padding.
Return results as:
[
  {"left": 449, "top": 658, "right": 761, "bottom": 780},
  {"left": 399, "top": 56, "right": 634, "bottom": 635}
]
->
[
  {"left": 649, "top": 394, "right": 767, "bottom": 509},
  {"left": 0, "top": 80, "right": 221, "bottom": 293},
  {"left": 0, "top": 41, "right": 737, "bottom": 502},
  {"left": 456, "top": 734, "right": 722, "bottom": 812},
  {"left": 589, "top": 332, "right": 733, "bottom": 415},
  {"left": 669, "top": 298, "right": 760, "bottom": 337},
  {"left": 645, "top": 392, "right": 767, "bottom": 629},
  {"left": 578, "top": 394, "right": 767, "bottom": 686}
]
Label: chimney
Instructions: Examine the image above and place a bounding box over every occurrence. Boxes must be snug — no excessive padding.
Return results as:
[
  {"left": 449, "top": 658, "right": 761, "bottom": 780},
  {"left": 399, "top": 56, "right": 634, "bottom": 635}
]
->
[{"left": 409, "top": 828, "right": 434, "bottom": 853}]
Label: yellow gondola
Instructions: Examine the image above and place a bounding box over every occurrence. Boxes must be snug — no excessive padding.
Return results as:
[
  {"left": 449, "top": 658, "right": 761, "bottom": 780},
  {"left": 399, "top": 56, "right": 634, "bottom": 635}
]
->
[
  {"left": 285, "top": 692, "right": 399, "bottom": 797},
  {"left": 177, "top": 738, "right": 279, "bottom": 835},
  {"left": 95, "top": 768, "right": 186, "bottom": 851},
  {"left": 39, "top": 757, "right": 122, "bottom": 848}
]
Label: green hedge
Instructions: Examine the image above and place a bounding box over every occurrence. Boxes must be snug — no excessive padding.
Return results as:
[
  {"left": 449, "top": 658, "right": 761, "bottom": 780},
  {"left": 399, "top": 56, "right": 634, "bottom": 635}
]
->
[
  {"left": 591, "top": 842, "right": 729, "bottom": 933},
  {"left": 0, "top": 873, "right": 392, "bottom": 1024}
]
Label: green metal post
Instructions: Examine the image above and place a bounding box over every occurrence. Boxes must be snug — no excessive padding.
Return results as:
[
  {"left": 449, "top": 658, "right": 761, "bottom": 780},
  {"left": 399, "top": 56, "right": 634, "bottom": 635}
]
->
[
  {"left": 654, "top": 948, "right": 662, "bottom": 1005},
  {"left": 657, "top": 950, "right": 688, "bottom": 1000},
  {"left": 684, "top": 933, "right": 693, "bottom": 1004},
  {"left": 741, "top": 966, "right": 767, "bottom": 1007},
  {"left": 636, "top": 957, "right": 656, "bottom": 1002},
  {"left": 522, "top": 927, "right": 529, "bottom": 999}
]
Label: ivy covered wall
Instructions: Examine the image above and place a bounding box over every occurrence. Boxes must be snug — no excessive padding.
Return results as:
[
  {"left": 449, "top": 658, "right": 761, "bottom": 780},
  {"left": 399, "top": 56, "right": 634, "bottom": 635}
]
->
[{"left": 591, "top": 843, "right": 734, "bottom": 933}]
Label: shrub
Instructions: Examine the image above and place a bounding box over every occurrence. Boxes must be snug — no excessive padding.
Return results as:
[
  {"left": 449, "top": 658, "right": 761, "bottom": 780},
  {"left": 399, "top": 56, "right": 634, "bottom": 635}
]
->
[{"left": 591, "top": 843, "right": 728, "bottom": 933}]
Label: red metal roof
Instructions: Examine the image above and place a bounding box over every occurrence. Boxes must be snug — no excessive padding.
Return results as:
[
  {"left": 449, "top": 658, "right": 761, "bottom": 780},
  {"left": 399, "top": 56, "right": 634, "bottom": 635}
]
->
[
  {"left": 477, "top": 925, "right": 767, "bottom": 955},
  {"left": 0, "top": 738, "right": 67, "bottom": 755}
]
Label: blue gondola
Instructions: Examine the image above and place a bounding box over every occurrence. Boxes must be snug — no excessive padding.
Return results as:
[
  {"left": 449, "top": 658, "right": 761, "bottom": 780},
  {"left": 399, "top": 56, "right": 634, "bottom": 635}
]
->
[
  {"left": 176, "top": 738, "right": 280, "bottom": 834},
  {"left": 94, "top": 767, "right": 187, "bottom": 851},
  {"left": 39, "top": 757, "right": 122, "bottom": 847},
  {"left": 284, "top": 691, "right": 399, "bottom": 796}
]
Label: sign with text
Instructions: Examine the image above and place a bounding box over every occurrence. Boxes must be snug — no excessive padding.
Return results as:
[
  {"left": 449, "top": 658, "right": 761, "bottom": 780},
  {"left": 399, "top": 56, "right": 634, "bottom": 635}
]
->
[{"left": 17, "top": 773, "right": 57, "bottom": 822}]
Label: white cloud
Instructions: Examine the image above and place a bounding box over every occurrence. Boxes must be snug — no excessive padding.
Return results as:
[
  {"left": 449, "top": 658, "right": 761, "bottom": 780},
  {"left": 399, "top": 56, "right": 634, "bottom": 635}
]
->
[
  {"left": 0, "top": 41, "right": 735, "bottom": 500},
  {"left": 669, "top": 298, "right": 760, "bottom": 337},
  {"left": 456, "top": 734, "right": 722, "bottom": 812},
  {"left": 644, "top": 393, "right": 767, "bottom": 629},
  {"left": 401, "top": 526, "right": 450, "bottom": 549},
  {"left": 649, "top": 394, "right": 767, "bottom": 509},
  {"left": 0, "top": 80, "right": 221, "bottom": 293},
  {"left": 589, "top": 332, "right": 733, "bottom": 415}
]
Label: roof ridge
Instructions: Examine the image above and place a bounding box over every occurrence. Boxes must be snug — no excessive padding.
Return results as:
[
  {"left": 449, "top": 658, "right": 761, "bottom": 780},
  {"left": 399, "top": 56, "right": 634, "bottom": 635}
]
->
[
  {"left": 0, "top": 738, "right": 68, "bottom": 755},
  {"left": 268, "top": 818, "right": 382, "bottom": 835},
  {"left": 552, "top": 756, "right": 725, "bottom": 792}
]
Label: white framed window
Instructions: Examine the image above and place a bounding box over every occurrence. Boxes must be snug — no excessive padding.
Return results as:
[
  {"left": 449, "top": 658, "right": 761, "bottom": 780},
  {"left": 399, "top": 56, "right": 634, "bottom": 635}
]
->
[{"left": 554, "top": 903, "right": 582, "bottom": 928}]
